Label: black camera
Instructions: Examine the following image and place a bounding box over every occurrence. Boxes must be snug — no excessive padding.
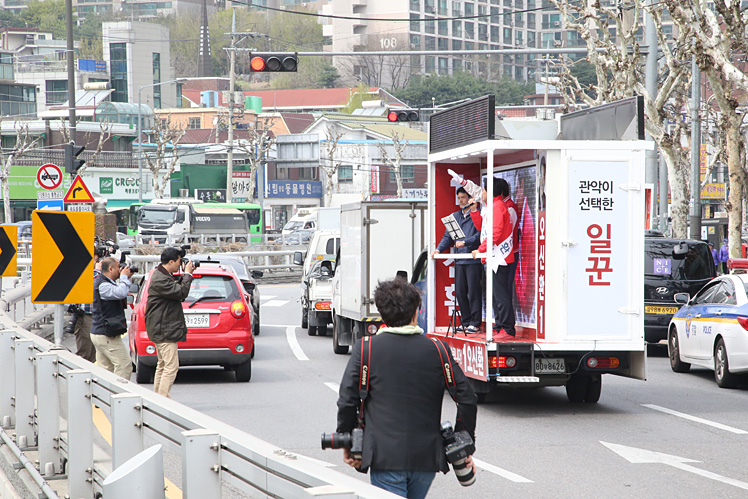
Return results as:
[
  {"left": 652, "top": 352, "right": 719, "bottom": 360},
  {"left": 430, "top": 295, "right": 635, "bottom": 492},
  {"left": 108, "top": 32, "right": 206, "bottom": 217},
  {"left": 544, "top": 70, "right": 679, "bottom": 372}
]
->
[
  {"left": 94, "top": 237, "right": 118, "bottom": 258},
  {"left": 63, "top": 304, "right": 85, "bottom": 335},
  {"left": 320, "top": 428, "right": 364, "bottom": 460},
  {"left": 441, "top": 421, "right": 476, "bottom": 487},
  {"left": 119, "top": 262, "right": 139, "bottom": 274}
]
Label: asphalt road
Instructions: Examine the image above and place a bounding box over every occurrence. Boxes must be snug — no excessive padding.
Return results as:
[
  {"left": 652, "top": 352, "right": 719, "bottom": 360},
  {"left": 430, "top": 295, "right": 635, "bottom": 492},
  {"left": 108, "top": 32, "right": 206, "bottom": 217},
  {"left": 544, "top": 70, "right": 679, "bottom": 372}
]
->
[{"left": 157, "top": 283, "right": 748, "bottom": 498}]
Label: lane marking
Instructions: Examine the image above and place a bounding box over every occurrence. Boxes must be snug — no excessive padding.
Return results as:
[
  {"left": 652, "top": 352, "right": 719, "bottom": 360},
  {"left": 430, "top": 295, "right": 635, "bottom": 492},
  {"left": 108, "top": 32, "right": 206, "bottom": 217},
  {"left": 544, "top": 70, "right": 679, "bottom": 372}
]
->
[
  {"left": 642, "top": 404, "right": 748, "bottom": 434},
  {"left": 325, "top": 382, "right": 340, "bottom": 393},
  {"left": 472, "top": 457, "right": 533, "bottom": 483},
  {"left": 286, "top": 326, "right": 309, "bottom": 361},
  {"left": 93, "top": 405, "right": 183, "bottom": 498},
  {"left": 263, "top": 300, "right": 289, "bottom": 307}
]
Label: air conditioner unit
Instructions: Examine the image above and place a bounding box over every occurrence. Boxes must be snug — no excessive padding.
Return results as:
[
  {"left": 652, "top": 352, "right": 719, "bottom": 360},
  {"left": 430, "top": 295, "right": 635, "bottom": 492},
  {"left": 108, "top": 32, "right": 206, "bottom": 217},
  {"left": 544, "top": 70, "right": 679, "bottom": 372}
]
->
[
  {"left": 554, "top": 21, "right": 561, "bottom": 27},
  {"left": 179, "top": 189, "right": 189, "bottom": 197}
]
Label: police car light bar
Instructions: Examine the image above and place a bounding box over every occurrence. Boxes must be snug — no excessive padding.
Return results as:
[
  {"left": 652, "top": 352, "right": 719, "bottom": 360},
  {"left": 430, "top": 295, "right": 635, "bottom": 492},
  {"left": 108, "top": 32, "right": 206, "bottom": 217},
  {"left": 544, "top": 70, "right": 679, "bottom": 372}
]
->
[{"left": 727, "top": 258, "right": 748, "bottom": 273}]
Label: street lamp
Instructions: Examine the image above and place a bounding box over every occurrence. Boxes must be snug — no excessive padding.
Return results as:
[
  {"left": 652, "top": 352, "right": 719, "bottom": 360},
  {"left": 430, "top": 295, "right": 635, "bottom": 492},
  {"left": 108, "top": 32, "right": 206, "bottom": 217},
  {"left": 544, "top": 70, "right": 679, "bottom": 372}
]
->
[{"left": 137, "top": 78, "right": 187, "bottom": 202}]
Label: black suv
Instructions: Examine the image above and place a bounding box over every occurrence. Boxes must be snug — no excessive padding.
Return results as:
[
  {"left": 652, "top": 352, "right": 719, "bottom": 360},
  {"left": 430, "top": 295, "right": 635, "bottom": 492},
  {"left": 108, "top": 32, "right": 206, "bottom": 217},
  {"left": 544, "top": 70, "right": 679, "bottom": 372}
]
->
[{"left": 644, "top": 235, "right": 716, "bottom": 345}]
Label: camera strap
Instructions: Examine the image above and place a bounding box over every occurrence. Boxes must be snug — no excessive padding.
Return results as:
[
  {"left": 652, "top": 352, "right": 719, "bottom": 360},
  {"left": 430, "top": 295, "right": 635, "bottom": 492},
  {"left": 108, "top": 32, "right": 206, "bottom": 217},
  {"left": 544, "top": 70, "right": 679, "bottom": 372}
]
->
[
  {"left": 357, "top": 335, "right": 373, "bottom": 429},
  {"left": 430, "top": 337, "right": 458, "bottom": 404}
]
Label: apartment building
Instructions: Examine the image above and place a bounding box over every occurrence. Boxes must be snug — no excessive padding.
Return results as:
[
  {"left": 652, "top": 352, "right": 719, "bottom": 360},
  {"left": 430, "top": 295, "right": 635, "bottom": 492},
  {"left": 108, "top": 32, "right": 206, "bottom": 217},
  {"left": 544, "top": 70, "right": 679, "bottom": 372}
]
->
[{"left": 73, "top": 0, "right": 213, "bottom": 19}]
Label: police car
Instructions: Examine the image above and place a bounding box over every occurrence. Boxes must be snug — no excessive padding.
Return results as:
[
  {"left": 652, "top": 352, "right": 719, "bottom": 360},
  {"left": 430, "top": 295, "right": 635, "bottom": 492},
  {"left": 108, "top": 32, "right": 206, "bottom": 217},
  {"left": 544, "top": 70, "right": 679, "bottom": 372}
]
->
[{"left": 668, "top": 259, "right": 748, "bottom": 388}]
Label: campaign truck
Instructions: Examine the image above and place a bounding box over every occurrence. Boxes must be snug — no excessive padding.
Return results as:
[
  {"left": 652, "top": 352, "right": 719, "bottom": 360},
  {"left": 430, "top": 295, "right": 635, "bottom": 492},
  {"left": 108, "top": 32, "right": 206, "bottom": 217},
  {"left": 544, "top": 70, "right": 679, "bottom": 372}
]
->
[
  {"left": 422, "top": 95, "right": 648, "bottom": 403},
  {"left": 331, "top": 200, "right": 426, "bottom": 354}
]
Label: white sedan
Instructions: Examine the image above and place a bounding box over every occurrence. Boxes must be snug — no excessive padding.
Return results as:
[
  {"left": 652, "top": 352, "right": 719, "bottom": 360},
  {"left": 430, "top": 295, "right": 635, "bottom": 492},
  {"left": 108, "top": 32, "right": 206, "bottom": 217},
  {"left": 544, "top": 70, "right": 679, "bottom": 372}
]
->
[{"left": 668, "top": 273, "right": 748, "bottom": 388}]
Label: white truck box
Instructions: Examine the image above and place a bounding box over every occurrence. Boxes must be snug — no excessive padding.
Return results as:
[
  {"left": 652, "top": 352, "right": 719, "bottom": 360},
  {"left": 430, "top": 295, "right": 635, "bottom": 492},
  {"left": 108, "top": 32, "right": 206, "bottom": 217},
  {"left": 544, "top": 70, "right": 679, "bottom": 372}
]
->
[{"left": 331, "top": 200, "right": 426, "bottom": 353}]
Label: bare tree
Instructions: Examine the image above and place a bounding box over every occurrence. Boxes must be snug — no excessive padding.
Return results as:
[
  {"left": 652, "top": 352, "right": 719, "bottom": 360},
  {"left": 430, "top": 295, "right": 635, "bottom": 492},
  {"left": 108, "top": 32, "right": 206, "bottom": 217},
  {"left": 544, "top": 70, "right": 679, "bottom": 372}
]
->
[
  {"left": 144, "top": 115, "right": 187, "bottom": 199},
  {"left": 663, "top": 0, "right": 748, "bottom": 256},
  {"left": 550, "top": 0, "right": 694, "bottom": 237},
  {"left": 58, "top": 118, "right": 71, "bottom": 144},
  {"left": 320, "top": 126, "right": 345, "bottom": 207},
  {"left": 1, "top": 123, "right": 40, "bottom": 223},
  {"left": 232, "top": 117, "right": 276, "bottom": 202},
  {"left": 378, "top": 131, "right": 409, "bottom": 199},
  {"left": 79, "top": 120, "right": 113, "bottom": 174},
  {"left": 337, "top": 37, "right": 412, "bottom": 91}
]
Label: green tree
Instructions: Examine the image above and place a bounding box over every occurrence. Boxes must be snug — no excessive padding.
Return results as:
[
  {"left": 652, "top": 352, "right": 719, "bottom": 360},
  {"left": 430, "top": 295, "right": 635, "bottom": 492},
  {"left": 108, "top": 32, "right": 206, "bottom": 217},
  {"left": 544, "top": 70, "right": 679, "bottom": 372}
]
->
[
  {"left": 20, "top": 0, "right": 66, "bottom": 39},
  {"left": 395, "top": 72, "right": 532, "bottom": 108},
  {"left": 317, "top": 64, "right": 340, "bottom": 89}
]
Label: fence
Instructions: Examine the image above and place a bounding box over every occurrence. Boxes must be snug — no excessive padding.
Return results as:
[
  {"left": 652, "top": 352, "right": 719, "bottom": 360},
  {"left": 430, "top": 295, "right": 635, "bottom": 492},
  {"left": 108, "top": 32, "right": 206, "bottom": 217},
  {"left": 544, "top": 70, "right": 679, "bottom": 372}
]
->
[{"left": 0, "top": 261, "right": 395, "bottom": 499}]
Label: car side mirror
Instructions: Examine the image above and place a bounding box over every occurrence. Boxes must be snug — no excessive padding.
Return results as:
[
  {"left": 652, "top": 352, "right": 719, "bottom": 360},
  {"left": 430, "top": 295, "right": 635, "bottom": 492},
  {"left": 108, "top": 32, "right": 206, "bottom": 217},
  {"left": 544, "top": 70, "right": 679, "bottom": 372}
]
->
[
  {"left": 293, "top": 251, "right": 305, "bottom": 266},
  {"left": 244, "top": 282, "right": 256, "bottom": 292},
  {"left": 674, "top": 293, "right": 690, "bottom": 305},
  {"left": 396, "top": 270, "right": 408, "bottom": 281},
  {"left": 129, "top": 283, "right": 140, "bottom": 294},
  {"left": 252, "top": 270, "right": 264, "bottom": 279}
]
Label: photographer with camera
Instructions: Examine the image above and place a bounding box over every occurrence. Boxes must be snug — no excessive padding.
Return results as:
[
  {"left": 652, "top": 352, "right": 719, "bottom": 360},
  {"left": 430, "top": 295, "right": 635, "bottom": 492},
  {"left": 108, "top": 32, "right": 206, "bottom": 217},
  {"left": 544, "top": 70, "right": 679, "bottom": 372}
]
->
[
  {"left": 91, "top": 257, "right": 133, "bottom": 380},
  {"left": 65, "top": 252, "right": 104, "bottom": 363},
  {"left": 144, "top": 247, "right": 194, "bottom": 398},
  {"left": 333, "top": 278, "right": 477, "bottom": 498}
]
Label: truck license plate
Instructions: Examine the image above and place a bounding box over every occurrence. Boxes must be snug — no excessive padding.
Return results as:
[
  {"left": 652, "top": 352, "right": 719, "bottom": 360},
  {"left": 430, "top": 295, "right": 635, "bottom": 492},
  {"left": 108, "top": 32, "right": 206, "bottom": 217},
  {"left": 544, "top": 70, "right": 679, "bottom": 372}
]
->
[
  {"left": 535, "top": 358, "right": 565, "bottom": 374},
  {"left": 185, "top": 314, "right": 210, "bottom": 328}
]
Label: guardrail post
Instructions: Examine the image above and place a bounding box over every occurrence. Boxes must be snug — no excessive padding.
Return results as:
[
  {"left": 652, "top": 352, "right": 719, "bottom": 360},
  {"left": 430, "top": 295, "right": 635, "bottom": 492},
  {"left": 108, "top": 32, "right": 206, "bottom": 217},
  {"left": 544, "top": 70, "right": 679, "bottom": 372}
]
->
[
  {"left": 103, "top": 444, "right": 165, "bottom": 499},
  {"left": 67, "top": 369, "right": 94, "bottom": 499},
  {"left": 36, "top": 352, "right": 62, "bottom": 476},
  {"left": 111, "top": 393, "right": 144, "bottom": 470},
  {"left": 0, "top": 331, "right": 15, "bottom": 427},
  {"left": 182, "top": 429, "right": 221, "bottom": 498},
  {"left": 14, "top": 338, "right": 35, "bottom": 448}
]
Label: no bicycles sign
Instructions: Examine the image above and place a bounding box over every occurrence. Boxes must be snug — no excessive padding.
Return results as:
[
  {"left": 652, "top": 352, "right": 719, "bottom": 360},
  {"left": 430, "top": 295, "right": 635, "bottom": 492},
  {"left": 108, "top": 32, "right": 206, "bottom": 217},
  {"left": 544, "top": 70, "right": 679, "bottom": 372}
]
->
[{"left": 37, "top": 164, "right": 63, "bottom": 190}]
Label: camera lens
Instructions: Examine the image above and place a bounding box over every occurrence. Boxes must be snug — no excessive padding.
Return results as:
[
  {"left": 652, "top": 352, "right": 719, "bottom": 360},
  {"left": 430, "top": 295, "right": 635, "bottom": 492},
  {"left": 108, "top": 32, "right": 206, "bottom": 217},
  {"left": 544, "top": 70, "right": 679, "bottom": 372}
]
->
[
  {"left": 320, "top": 432, "right": 353, "bottom": 450},
  {"left": 452, "top": 458, "right": 476, "bottom": 487}
]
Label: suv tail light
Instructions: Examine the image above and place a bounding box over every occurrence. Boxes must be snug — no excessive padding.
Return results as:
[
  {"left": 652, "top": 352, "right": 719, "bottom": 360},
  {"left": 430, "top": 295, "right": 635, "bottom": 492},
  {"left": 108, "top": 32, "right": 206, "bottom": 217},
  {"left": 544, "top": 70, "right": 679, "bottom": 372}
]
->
[{"left": 231, "top": 301, "right": 247, "bottom": 319}]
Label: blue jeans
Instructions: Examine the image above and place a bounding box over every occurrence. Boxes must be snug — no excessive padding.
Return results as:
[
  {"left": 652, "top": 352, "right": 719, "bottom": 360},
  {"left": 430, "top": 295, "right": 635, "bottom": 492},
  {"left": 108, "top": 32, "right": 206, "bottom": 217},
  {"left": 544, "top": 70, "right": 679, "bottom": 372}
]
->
[{"left": 370, "top": 469, "right": 436, "bottom": 499}]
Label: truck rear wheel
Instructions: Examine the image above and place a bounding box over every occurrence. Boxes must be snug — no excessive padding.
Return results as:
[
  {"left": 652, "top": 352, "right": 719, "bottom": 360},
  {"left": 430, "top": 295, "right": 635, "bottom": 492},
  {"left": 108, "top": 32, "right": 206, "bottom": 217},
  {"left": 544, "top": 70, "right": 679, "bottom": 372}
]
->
[
  {"left": 333, "top": 316, "right": 349, "bottom": 354},
  {"left": 301, "top": 307, "right": 308, "bottom": 329},
  {"left": 308, "top": 325, "right": 318, "bottom": 336},
  {"left": 566, "top": 373, "right": 601, "bottom": 403}
]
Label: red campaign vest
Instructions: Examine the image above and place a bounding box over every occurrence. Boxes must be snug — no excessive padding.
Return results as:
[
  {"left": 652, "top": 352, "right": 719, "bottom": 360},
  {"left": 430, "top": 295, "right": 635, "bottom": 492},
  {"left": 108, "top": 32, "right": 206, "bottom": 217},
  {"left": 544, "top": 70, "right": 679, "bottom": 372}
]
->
[{"left": 504, "top": 197, "right": 520, "bottom": 254}]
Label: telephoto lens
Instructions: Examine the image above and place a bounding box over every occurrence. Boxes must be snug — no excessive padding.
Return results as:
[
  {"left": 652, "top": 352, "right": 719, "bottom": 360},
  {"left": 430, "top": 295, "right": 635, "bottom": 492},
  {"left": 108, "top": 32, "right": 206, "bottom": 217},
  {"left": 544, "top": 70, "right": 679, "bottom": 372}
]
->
[
  {"left": 320, "top": 432, "right": 353, "bottom": 450},
  {"left": 441, "top": 422, "right": 476, "bottom": 487}
]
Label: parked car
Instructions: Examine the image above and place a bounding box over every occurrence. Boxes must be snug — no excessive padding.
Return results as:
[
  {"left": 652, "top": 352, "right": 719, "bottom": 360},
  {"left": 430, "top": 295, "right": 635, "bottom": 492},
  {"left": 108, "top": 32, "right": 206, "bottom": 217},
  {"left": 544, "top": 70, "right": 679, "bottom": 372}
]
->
[
  {"left": 129, "top": 263, "right": 254, "bottom": 383},
  {"left": 644, "top": 237, "right": 716, "bottom": 346},
  {"left": 191, "top": 254, "right": 263, "bottom": 336},
  {"left": 283, "top": 228, "right": 315, "bottom": 246},
  {"left": 668, "top": 271, "right": 748, "bottom": 388}
]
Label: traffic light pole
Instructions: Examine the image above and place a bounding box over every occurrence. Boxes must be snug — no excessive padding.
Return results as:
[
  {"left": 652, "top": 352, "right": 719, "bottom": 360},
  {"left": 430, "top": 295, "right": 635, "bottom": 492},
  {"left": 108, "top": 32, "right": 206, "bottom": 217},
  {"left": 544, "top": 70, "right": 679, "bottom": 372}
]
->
[
  {"left": 226, "top": 9, "right": 236, "bottom": 203},
  {"left": 64, "top": 0, "right": 76, "bottom": 143}
]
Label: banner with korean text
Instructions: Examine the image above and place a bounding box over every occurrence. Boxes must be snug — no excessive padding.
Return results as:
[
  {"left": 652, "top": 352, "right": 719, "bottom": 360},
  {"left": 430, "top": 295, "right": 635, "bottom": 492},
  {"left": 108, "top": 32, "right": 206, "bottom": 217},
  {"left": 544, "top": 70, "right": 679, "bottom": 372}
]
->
[{"left": 567, "top": 161, "right": 630, "bottom": 338}]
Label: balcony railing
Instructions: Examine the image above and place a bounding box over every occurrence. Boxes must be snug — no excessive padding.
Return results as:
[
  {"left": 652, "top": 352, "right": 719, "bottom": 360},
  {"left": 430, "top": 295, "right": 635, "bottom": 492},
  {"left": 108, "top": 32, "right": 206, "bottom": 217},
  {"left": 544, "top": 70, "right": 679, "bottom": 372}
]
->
[{"left": 8, "top": 149, "right": 137, "bottom": 169}]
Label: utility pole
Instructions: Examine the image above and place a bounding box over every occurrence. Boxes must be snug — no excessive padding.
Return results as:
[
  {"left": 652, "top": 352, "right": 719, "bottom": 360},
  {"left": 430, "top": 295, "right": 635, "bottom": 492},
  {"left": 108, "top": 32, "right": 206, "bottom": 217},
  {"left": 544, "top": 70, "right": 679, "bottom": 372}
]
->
[
  {"left": 226, "top": 9, "right": 236, "bottom": 203},
  {"left": 644, "top": 0, "right": 659, "bottom": 215},
  {"left": 689, "top": 57, "right": 702, "bottom": 240},
  {"left": 64, "top": 0, "right": 76, "bottom": 143}
]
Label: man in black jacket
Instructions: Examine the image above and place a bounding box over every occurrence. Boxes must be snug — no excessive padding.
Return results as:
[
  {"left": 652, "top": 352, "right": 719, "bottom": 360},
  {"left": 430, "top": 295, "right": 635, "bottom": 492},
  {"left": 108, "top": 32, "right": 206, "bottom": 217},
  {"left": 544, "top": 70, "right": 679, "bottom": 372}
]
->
[{"left": 336, "top": 279, "right": 477, "bottom": 498}]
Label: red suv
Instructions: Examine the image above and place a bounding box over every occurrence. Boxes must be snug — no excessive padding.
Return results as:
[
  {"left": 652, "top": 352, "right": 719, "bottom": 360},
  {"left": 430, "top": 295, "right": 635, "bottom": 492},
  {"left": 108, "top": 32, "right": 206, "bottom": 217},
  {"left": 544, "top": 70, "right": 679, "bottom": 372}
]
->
[{"left": 129, "top": 263, "right": 254, "bottom": 383}]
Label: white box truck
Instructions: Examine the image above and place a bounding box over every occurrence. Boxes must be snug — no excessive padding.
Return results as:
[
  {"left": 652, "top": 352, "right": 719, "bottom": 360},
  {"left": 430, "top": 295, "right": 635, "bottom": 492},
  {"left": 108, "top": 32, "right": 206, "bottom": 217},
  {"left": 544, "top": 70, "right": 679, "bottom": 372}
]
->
[
  {"left": 331, "top": 200, "right": 426, "bottom": 354},
  {"left": 420, "top": 95, "right": 649, "bottom": 403}
]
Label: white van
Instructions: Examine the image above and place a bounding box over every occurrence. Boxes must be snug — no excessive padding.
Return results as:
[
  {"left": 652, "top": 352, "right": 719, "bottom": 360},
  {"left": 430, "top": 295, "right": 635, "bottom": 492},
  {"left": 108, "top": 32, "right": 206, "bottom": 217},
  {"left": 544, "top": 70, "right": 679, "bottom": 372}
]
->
[
  {"left": 281, "top": 208, "right": 318, "bottom": 237},
  {"left": 293, "top": 229, "right": 341, "bottom": 277}
]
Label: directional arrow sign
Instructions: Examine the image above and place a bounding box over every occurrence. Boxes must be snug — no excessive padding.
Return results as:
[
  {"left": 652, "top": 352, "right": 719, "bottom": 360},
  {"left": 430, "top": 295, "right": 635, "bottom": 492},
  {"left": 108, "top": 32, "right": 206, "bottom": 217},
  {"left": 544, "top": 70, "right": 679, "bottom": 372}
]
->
[
  {"left": 31, "top": 211, "right": 94, "bottom": 304},
  {"left": 601, "top": 441, "right": 748, "bottom": 491},
  {"left": 0, "top": 226, "right": 17, "bottom": 277}
]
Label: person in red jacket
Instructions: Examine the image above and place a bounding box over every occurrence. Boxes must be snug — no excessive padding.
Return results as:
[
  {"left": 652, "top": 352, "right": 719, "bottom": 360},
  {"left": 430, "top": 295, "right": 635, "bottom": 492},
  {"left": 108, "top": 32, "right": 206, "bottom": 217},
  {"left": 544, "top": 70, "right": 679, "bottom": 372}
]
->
[
  {"left": 497, "top": 178, "right": 520, "bottom": 307},
  {"left": 471, "top": 178, "right": 515, "bottom": 341}
]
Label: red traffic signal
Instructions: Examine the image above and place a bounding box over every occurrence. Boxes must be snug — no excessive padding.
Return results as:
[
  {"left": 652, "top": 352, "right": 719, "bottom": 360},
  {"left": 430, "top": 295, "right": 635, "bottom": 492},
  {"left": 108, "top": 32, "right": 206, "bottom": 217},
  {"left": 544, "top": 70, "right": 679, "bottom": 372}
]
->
[
  {"left": 387, "top": 109, "right": 420, "bottom": 122},
  {"left": 249, "top": 53, "right": 298, "bottom": 72}
]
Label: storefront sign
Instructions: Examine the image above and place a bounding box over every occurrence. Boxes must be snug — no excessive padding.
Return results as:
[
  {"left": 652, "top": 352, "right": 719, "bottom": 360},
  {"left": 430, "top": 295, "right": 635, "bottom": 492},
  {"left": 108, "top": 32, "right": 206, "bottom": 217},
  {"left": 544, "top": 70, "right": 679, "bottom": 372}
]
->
[{"left": 266, "top": 181, "right": 322, "bottom": 198}]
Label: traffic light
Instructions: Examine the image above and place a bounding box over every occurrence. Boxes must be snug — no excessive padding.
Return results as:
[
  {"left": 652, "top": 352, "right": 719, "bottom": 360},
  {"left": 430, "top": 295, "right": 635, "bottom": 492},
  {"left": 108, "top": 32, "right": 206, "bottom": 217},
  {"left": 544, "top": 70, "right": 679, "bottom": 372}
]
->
[
  {"left": 64, "top": 143, "right": 86, "bottom": 175},
  {"left": 387, "top": 109, "right": 420, "bottom": 122},
  {"left": 249, "top": 53, "right": 298, "bottom": 72}
]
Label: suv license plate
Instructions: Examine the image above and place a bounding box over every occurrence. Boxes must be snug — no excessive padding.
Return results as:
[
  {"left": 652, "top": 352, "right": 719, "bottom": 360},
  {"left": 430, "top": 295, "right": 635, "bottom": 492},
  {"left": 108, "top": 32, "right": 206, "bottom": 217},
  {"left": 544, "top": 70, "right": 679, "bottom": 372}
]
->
[
  {"left": 185, "top": 314, "right": 210, "bottom": 328},
  {"left": 535, "top": 358, "right": 565, "bottom": 374}
]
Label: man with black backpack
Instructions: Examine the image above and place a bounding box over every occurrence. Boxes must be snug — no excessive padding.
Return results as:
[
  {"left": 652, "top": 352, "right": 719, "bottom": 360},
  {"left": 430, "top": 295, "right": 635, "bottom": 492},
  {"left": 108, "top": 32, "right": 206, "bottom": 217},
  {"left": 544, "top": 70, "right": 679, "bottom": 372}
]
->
[
  {"left": 91, "top": 257, "right": 132, "bottom": 380},
  {"left": 335, "top": 278, "right": 477, "bottom": 498}
]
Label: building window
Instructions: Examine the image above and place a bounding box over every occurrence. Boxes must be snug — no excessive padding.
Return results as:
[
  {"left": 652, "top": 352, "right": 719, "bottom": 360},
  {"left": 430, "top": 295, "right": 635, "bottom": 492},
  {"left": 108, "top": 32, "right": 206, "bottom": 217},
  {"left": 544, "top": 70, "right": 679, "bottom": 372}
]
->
[
  {"left": 425, "top": 16, "right": 435, "bottom": 34},
  {"left": 465, "top": 22, "right": 474, "bottom": 39},
  {"left": 45, "top": 80, "right": 68, "bottom": 104},
  {"left": 452, "top": 20, "right": 462, "bottom": 37},
  {"left": 410, "top": 34, "right": 421, "bottom": 49},
  {"left": 299, "top": 167, "right": 317, "bottom": 180},
  {"left": 410, "top": 13, "right": 420, "bottom": 32},
  {"left": 188, "top": 117, "right": 201, "bottom": 129},
  {"left": 438, "top": 37, "right": 448, "bottom": 51},
  {"left": 110, "top": 43, "right": 128, "bottom": 103},
  {"left": 338, "top": 165, "right": 353, "bottom": 183},
  {"left": 0, "top": 83, "right": 37, "bottom": 119},
  {"left": 275, "top": 165, "right": 289, "bottom": 180},
  {"left": 389, "top": 165, "right": 415, "bottom": 184},
  {"left": 152, "top": 53, "right": 161, "bottom": 109}
]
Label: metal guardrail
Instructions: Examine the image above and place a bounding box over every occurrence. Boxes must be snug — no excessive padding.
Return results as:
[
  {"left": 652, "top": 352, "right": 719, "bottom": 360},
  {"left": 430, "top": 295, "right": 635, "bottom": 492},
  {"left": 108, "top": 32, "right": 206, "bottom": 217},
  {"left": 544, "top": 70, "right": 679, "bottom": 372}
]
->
[{"left": 0, "top": 257, "right": 393, "bottom": 499}]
